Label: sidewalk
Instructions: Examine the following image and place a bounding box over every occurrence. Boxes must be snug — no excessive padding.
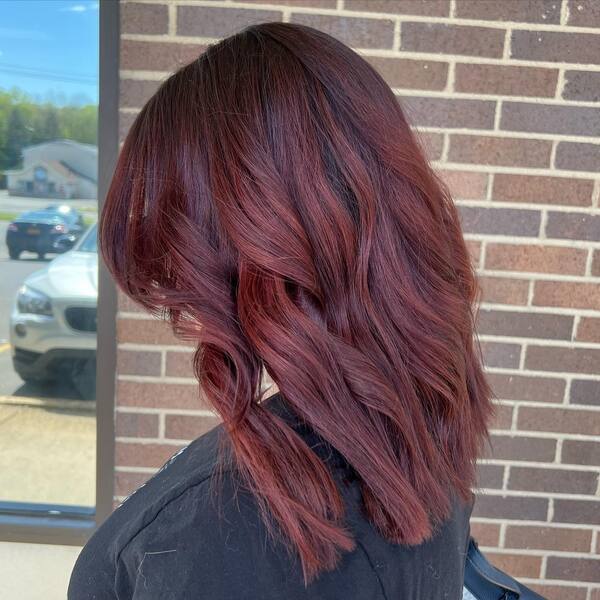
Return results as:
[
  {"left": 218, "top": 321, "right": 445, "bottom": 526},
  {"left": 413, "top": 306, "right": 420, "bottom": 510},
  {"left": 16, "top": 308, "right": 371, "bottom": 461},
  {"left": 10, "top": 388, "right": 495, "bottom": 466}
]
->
[{"left": 0, "top": 395, "right": 96, "bottom": 506}]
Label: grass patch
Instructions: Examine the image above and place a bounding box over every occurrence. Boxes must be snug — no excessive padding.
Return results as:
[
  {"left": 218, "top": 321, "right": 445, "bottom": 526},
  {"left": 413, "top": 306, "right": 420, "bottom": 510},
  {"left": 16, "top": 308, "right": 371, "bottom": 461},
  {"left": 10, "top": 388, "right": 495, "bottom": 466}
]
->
[{"left": 0, "top": 211, "right": 18, "bottom": 222}]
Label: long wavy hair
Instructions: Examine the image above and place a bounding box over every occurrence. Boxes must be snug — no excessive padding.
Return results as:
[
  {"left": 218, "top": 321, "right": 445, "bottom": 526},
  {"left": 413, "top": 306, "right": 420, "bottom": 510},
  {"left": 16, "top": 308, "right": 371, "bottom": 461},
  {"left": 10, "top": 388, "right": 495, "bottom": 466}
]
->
[{"left": 100, "top": 22, "right": 493, "bottom": 582}]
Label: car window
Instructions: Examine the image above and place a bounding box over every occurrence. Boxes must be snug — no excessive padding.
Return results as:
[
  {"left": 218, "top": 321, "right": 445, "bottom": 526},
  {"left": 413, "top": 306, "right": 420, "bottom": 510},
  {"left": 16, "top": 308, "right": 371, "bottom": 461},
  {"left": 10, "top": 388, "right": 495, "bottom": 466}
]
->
[{"left": 76, "top": 223, "right": 98, "bottom": 253}]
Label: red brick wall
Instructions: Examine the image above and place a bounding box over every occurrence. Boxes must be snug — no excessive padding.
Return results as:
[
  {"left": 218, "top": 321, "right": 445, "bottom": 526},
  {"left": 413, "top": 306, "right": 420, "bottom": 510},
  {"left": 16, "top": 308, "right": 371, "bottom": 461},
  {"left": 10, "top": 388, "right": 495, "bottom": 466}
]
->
[{"left": 116, "top": 2, "right": 600, "bottom": 597}]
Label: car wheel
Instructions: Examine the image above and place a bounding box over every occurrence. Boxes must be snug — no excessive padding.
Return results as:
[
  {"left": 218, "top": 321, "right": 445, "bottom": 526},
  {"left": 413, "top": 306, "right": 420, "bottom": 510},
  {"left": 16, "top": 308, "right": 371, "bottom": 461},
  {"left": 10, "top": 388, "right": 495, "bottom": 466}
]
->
[
  {"left": 20, "top": 374, "right": 53, "bottom": 385},
  {"left": 8, "top": 247, "right": 20, "bottom": 260},
  {"left": 70, "top": 358, "right": 96, "bottom": 400}
]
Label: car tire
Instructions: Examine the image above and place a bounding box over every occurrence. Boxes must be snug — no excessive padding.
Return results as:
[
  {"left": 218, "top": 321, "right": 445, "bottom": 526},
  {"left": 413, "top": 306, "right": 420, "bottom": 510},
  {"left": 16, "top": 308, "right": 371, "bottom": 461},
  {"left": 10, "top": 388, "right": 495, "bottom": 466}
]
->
[
  {"left": 71, "top": 358, "right": 96, "bottom": 400},
  {"left": 8, "top": 247, "right": 20, "bottom": 260},
  {"left": 16, "top": 371, "right": 56, "bottom": 386}
]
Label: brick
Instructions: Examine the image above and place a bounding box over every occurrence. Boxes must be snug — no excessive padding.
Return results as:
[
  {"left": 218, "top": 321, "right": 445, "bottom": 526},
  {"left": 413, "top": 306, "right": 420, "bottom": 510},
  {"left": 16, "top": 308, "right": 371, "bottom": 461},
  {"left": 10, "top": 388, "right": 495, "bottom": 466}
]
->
[
  {"left": 165, "top": 351, "right": 195, "bottom": 378},
  {"left": 593, "top": 250, "right": 600, "bottom": 277},
  {"left": 505, "top": 525, "right": 592, "bottom": 553},
  {"left": 449, "top": 135, "right": 552, "bottom": 168},
  {"left": 177, "top": 6, "right": 281, "bottom": 38},
  {"left": 480, "top": 341, "right": 521, "bottom": 368},
  {"left": 554, "top": 499, "right": 600, "bottom": 525},
  {"left": 485, "top": 553, "right": 542, "bottom": 579},
  {"left": 476, "top": 308, "right": 573, "bottom": 340},
  {"left": 472, "top": 493, "right": 548, "bottom": 521},
  {"left": 165, "top": 414, "right": 221, "bottom": 441},
  {"left": 120, "top": 40, "right": 205, "bottom": 72},
  {"left": 476, "top": 463, "right": 504, "bottom": 489},
  {"left": 290, "top": 13, "right": 394, "bottom": 49},
  {"left": 564, "top": 71, "right": 600, "bottom": 102},
  {"left": 546, "top": 212, "right": 600, "bottom": 241},
  {"left": 511, "top": 30, "right": 600, "bottom": 65},
  {"left": 456, "top": 0, "right": 561, "bottom": 23},
  {"left": 555, "top": 142, "right": 600, "bottom": 172},
  {"left": 466, "top": 240, "right": 482, "bottom": 268},
  {"left": 438, "top": 170, "right": 488, "bottom": 199},
  {"left": 120, "top": 79, "right": 160, "bottom": 109},
  {"left": 114, "top": 470, "right": 152, "bottom": 498},
  {"left": 563, "top": 440, "right": 600, "bottom": 467},
  {"left": 117, "top": 381, "right": 207, "bottom": 410},
  {"left": 115, "top": 441, "right": 185, "bottom": 469},
  {"left": 243, "top": 0, "right": 335, "bottom": 6},
  {"left": 121, "top": 2, "right": 168, "bottom": 35},
  {"left": 492, "top": 174, "right": 594, "bottom": 207},
  {"left": 366, "top": 57, "right": 448, "bottom": 91},
  {"left": 533, "top": 281, "right": 600, "bottom": 311},
  {"left": 567, "top": 0, "right": 600, "bottom": 28},
  {"left": 118, "top": 110, "right": 137, "bottom": 146},
  {"left": 547, "top": 557, "right": 600, "bottom": 583},
  {"left": 115, "top": 412, "right": 159, "bottom": 438},
  {"left": 576, "top": 318, "right": 600, "bottom": 343},
  {"left": 400, "top": 22, "right": 505, "bottom": 58},
  {"left": 479, "top": 276, "right": 530, "bottom": 306},
  {"left": 469, "top": 521, "right": 501, "bottom": 546},
  {"left": 526, "top": 345, "right": 600, "bottom": 376},
  {"left": 518, "top": 406, "right": 600, "bottom": 436},
  {"left": 486, "top": 434, "right": 557, "bottom": 462},
  {"left": 459, "top": 206, "right": 540, "bottom": 237},
  {"left": 530, "top": 585, "right": 588, "bottom": 600},
  {"left": 570, "top": 380, "right": 600, "bottom": 407},
  {"left": 400, "top": 96, "right": 496, "bottom": 129},
  {"left": 485, "top": 243, "right": 587, "bottom": 275},
  {"left": 487, "top": 372, "right": 565, "bottom": 404},
  {"left": 508, "top": 466, "right": 598, "bottom": 495},
  {"left": 345, "top": 0, "right": 450, "bottom": 16},
  {"left": 117, "top": 289, "right": 145, "bottom": 314},
  {"left": 501, "top": 102, "right": 600, "bottom": 137},
  {"left": 454, "top": 63, "right": 558, "bottom": 97},
  {"left": 418, "top": 132, "right": 444, "bottom": 161},
  {"left": 117, "top": 318, "right": 190, "bottom": 346},
  {"left": 491, "top": 403, "right": 514, "bottom": 430},
  {"left": 117, "top": 349, "right": 162, "bottom": 377}
]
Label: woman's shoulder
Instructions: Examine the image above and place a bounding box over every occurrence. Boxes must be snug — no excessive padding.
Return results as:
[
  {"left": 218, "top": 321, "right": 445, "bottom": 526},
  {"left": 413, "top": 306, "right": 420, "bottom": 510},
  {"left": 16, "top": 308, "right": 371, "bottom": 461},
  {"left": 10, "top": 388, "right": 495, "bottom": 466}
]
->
[{"left": 67, "top": 421, "right": 231, "bottom": 599}]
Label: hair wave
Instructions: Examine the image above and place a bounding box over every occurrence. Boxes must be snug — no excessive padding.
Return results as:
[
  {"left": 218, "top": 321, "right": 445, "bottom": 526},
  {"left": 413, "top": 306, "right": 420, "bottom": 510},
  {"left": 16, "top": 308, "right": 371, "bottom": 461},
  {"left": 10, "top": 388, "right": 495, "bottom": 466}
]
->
[{"left": 100, "top": 22, "right": 494, "bottom": 582}]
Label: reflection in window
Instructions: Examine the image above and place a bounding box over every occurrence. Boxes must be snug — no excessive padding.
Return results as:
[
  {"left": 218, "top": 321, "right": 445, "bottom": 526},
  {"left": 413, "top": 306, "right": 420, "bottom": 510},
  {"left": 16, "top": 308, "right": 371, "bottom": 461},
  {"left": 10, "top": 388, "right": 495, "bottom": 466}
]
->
[{"left": 0, "top": 0, "right": 99, "bottom": 508}]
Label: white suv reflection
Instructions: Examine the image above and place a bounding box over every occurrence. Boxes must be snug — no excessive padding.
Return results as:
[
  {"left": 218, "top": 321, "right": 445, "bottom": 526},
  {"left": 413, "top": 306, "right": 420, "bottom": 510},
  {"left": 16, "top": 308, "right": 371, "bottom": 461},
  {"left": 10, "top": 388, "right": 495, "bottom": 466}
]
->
[{"left": 9, "top": 223, "right": 98, "bottom": 398}]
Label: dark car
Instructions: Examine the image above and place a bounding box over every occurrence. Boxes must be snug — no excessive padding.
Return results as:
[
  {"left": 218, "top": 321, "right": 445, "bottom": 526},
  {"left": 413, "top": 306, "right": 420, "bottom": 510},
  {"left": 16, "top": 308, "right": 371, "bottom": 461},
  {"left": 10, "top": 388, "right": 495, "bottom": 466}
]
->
[{"left": 6, "top": 205, "right": 85, "bottom": 260}]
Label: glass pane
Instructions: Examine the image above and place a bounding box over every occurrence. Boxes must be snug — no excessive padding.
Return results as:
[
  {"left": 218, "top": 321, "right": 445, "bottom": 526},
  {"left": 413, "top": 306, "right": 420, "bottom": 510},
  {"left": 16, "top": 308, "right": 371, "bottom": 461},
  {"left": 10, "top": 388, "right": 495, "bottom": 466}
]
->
[{"left": 0, "top": 0, "right": 99, "bottom": 508}]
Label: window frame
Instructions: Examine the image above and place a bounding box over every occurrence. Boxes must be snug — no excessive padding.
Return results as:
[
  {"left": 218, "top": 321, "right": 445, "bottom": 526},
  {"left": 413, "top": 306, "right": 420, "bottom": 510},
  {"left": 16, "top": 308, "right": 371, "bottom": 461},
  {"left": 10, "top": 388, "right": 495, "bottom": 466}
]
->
[{"left": 0, "top": 0, "right": 119, "bottom": 546}]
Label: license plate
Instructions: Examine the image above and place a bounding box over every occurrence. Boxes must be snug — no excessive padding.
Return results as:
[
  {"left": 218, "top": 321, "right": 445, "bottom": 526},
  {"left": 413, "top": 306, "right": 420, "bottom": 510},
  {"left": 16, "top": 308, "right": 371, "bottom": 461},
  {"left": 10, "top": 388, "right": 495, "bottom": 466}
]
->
[{"left": 27, "top": 227, "right": 40, "bottom": 235}]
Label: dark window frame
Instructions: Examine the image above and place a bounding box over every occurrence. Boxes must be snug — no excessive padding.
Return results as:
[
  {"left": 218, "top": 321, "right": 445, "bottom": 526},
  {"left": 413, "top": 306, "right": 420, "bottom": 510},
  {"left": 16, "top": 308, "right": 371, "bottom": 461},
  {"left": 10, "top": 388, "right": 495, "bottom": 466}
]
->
[{"left": 0, "top": 0, "right": 119, "bottom": 546}]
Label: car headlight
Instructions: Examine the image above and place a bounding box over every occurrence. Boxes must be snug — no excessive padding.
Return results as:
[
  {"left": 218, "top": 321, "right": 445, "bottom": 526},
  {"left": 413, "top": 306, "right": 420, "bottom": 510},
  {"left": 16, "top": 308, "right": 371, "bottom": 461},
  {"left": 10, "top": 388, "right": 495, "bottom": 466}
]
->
[{"left": 17, "top": 285, "right": 53, "bottom": 316}]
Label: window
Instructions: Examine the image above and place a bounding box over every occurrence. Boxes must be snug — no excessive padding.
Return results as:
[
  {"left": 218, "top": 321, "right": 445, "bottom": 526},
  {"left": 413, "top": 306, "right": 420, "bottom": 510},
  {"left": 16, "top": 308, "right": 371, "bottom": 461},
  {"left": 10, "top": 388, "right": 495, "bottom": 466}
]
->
[{"left": 0, "top": 0, "right": 117, "bottom": 543}]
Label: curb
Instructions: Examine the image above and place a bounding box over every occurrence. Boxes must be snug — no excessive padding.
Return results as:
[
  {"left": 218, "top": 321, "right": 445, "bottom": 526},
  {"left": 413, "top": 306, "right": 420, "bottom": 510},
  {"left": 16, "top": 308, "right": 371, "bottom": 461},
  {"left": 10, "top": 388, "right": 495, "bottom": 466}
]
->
[{"left": 0, "top": 394, "right": 96, "bottom": 412}]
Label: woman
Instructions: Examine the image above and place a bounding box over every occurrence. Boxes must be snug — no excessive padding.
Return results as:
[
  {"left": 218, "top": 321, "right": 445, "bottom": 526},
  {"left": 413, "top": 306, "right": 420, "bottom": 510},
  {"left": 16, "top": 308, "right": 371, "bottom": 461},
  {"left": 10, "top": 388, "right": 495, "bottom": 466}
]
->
[{"left": 69, "top": 22, "right": 493, "bottom": 600}]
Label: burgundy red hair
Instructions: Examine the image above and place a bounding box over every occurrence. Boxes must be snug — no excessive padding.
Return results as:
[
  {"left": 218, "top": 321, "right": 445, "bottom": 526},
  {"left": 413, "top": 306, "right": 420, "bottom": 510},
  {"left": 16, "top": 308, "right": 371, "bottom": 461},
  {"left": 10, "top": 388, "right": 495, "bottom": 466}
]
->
[{"left": 100, "top": 22, "right": 493, "bottom": 582}]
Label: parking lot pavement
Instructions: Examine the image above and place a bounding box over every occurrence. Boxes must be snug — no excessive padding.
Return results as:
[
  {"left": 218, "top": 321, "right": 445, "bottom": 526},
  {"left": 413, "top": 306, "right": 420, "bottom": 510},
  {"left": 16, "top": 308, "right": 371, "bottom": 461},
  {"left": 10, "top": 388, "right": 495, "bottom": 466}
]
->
[{"left": 0, "top": 396, "right": 96, "bottom": 506}]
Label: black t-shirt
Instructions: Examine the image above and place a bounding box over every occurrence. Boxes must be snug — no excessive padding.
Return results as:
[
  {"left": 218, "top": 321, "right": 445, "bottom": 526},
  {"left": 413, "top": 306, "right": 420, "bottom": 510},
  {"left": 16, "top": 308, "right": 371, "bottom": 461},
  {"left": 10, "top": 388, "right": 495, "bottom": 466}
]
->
[{"left": 68, "top": 392, "right": 473, "bottom": 599}]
